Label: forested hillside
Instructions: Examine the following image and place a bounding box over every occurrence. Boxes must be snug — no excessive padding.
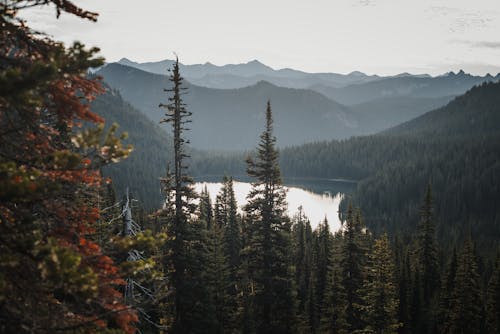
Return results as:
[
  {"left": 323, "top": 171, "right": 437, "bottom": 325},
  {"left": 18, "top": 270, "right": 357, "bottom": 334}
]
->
[
  {"left": 194, "top": 81, "right": 500, "bottom": 255},
  {"left": 91, "top": 87, "right": 172, "bottom": 208}
]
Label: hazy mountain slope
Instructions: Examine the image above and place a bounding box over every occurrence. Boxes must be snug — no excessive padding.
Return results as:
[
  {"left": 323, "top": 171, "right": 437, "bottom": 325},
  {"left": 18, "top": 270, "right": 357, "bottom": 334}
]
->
[
  {"left": 91, "top": 88, "right": 174, "bottom": 208},
  {"left": 117, "top": 58, "right": 381, "bottom": 89},
  {"left": 384, "top": 81, "right": 500, "bottom": 137},
  {"left": 311, "top": 71, "right": 500, "bottom": 105},
  {"left": 350, "top": 95, "right": 454, "bottom": 134},
  {"left": 97, "top": 63, "right": 359, "bottom": 150}
]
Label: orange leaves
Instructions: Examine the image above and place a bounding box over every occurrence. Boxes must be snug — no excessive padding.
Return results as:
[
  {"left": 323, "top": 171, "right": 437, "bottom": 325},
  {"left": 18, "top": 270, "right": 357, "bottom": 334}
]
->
[{"left": 115, "top": 310, "right": 139, "bottom": 334}]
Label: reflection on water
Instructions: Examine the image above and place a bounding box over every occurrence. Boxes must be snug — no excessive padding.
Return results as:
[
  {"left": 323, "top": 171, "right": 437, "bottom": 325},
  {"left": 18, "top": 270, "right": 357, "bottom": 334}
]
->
[{"left": 193, "top": 178, "right": 356, "bottom": 232}]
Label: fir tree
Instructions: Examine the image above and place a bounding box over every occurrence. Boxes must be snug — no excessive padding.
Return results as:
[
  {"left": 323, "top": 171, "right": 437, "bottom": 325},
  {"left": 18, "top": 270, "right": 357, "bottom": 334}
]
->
[
  {"left": 416, "top": 185, "right": 440, "bottom": 303},
  {"left": 199, "top": 185, "right": 213, "bottom": 228},
  {"left": 339, "top": 203, "right": 368, "bottom": 333},
  {"left": 159, "top": 57, "right": 197, "bottom": 333},
  {"left": 363, "top": 233, "right": 400, "bottom": 334},
  {"left": 485, "top": 251, "right": 500, "bottom": 333},
  {"left": 443, "top": 238, "right": 484, "bottom": 334},
  {"left": 312, "top": 217, "right": 333, "bottom": 331},
  {"left": 292, "top": 207, "right": 314, "bottom": 332},
  {"left": 415, "top": 184, "right": 440, "bottom": 333},
  {"left": 243, "top": 101, "right": 297, "bottom": 333}
]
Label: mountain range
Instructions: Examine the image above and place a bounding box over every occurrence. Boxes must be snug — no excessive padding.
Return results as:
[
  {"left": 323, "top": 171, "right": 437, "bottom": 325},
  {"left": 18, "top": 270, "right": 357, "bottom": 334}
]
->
[
  {"left": 96, "top": 62, "right": 496, "bottom": 150},
  {"left": 116, "top": 57, "right": 382, "bottom": 89}
]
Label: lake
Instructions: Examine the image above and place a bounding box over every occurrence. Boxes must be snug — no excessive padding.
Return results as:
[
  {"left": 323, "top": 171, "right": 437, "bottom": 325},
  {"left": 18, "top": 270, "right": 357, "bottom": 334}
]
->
[{"left": 194, "top": 177, "right": 357, "bottom": 231}]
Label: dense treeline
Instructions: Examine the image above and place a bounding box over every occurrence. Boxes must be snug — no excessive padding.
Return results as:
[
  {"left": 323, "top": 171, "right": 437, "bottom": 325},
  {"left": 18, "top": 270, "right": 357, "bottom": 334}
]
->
[{"left": 195, "top": 82, "right": 500, "bottom": 258}]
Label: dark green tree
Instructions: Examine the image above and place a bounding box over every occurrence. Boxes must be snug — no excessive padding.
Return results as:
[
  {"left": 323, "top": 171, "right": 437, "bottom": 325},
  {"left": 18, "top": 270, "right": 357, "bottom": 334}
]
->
[
  {"left": 292, "top": 207, "right": 314, "bottom": 332},
  {"left": 243, "top": 101, "right": 297, "bottom": 333},
  {"left": 339, "top": 203, "right": 368, "bottom": 333},
  {"left": 199, "top": 185, "right": 213, "bottom": 228},
  {"left": 443, "top": 238, "right": 484, "bottom": 334},
  {"left": 486, "top": 251, "right": 500, "bottom": 333},
  {"left": 312, "top": 217, "right": 333, "bottom": 331},
  {"left": 415, "top": 184, "right": 440, "bottom": 333},
  {"left": 159, "top": 57, "right": 197, "bottom": 333},
  {"left": 362, "top": 233, "right": 400, "bottom": 334}
]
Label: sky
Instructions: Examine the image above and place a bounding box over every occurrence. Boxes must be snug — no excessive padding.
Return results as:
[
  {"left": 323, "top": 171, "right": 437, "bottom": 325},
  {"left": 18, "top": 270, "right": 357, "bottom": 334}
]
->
[{"left": 19, "top": 0, "right": 500, "bottom": 76}]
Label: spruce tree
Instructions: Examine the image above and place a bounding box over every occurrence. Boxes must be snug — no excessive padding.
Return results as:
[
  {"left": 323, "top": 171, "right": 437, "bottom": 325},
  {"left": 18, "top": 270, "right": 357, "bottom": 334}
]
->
[
  {"left": 415, "top": 184, "right": 440, "bottom": 333},
  {"left": 416, "top": 185, "right": 440, "bottom": 303},
  {"left": 205, "top": 215, "right": 231, "bottom": 333},
  {"left": 444, "top": 238, "right": 483, "bottom": 334},
  {"left": 363, "top": 233, "right": 400, "bottom": 334},
  {"left": 320, "top": 231, "right": 347, "bottom": 334},
  {"left": 199, "top": 185, "right": 213, "bottom": 228},
  {"left": 486, "top": 251, "right": 500, "bottom": 333},
  {"left": 292, "top": 207, "right": 314, "bottom": 332},
  {"left": 312, "top": 217, "right": 333, "bottom": 331},
  {"left": 159, "top": 57, "right": 197, "bottom": 333},
  {"left": 339, "top": 203, "right": 368, "bottom": 333},
  {"left": 243, "top": 101, "right": 297, "bottom": 333},
  {"left": 437, "top": 248, "right": 458, "bottom": 333}
]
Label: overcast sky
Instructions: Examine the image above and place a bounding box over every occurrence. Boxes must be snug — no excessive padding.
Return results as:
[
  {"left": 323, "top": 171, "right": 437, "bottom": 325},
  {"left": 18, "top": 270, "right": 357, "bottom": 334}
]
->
[{"left": 20, "top": 0, "right": 500, "bottom": 76}]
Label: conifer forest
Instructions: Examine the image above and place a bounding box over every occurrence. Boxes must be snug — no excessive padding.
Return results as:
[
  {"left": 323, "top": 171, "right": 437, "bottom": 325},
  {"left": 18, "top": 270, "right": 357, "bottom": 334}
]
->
[{"left": 1, "top": 1, "right": 499, "bottom": 333}]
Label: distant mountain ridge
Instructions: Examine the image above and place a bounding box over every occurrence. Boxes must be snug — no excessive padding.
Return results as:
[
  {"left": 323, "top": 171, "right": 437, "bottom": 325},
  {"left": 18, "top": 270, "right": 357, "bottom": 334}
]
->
[
  {"left": 312, "top": 70, "right": 500, "bottom": 105},
  {"left": 97, "top": 63, "right": 359, "bottom": 150},
  {"left": 116, "top": 57, "right": 383, "bottom": 89},
  {"left": 96, "top": 62, "right": 480, "bottom": 150}
]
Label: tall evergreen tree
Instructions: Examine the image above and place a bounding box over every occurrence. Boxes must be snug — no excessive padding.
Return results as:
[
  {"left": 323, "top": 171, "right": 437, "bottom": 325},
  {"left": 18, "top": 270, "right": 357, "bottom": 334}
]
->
[
  {"left": 486, "top": 251, "right": 500, "bottom": 334},
  {"left": 362, "top": 233, "right": 400, "bottom": 334},
  {"left": 312, "top": 217, "right": 333, "bottom": 331},
  {"left": 397, "top": 250, "right": 412, "bottom": 334},
  {"left": 415, "top": 184, "right": 440, "bottom": 333},
  {"left": 416, "top": 185, "right": 440, "bottom": 302},
  {"left": 339, "top": 203, "right": 368, "bottom": 333},
  {"left": 159, "top": 57, "right": 197, "bottom": 333},
  {"left": 320, "top": 231, "right": 347, "bottom": 334},
  {"left": 292, "top": 207, "right": 314, "bottom": 332},
  {"left": 243, "top": 101, "right": 297, "bottom": 333},
  {"left": 199, "top": 185, "right": 213, "bottom": 228},
  {"left": 443, "top": 238, "right": 484, "bottom": 334},
  {"left": 214, "top": 175, "right": 241, "bottom": 332},
  {"left": 437, "top": 248, "right": 458, "bottom": 334}
]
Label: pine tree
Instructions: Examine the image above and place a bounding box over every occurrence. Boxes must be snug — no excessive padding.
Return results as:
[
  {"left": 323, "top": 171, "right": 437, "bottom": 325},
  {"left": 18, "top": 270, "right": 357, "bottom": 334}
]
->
[
  {"left": 397, "top": 250, "right": 412, "bottom": 334},
  {"left": 159, "top": 57, "right": 197, "bottom": 333},
  {"left": 486, "top": 251, "right": 500, "bottom": 333},
  {"left": 415, "top": 184, "right": 440, "bottom": 333},
  {"left": 416, "top": 185, "right": 440, "bottom": 302},
  {"left": 219, "top": 176, "right": 243, "bottom": 332},
  {"left": 312, "top": 217, "right": 333, "bottom": 331},
  {"left": 362, "top": 233, "right": 400, "bottom": 334},
  {"left": 243, "top": 101, "right": 297, "bottom": 333},
  {"left": 320, "top": 231, "right": 347, "bottom": 334},
  {"left": 443, "top": 238, "right": 484, "bottom": 334},
  {"left": 199, "top": 185, "right": 213, "bottom": 228},
  {"left": 437, "top": 248, "right": 458, "bottom": 334},
  {"left": 292, "top": 207, "right": 314, "bottom": 332},
  {"left": 339, "top": 203, "right": 368, "bottom": 333},
  {"left": 205, "top": 215, "right": 231, "bottom": 333}
]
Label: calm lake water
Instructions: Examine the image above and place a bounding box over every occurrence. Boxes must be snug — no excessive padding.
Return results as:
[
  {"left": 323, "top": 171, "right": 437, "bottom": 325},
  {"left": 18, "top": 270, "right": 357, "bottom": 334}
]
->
[{"left": 194, "top": 177, "right": 357, "bottom": 232}]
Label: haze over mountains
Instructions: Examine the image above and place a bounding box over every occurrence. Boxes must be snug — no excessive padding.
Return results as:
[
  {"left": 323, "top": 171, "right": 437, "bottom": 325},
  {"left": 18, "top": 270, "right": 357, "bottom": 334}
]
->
[
  {"left": 117, "top": 57, "right": 382, "bottom": 89},
  {"left": 96, "top": 60, "right": 498, "bottom": 150}
]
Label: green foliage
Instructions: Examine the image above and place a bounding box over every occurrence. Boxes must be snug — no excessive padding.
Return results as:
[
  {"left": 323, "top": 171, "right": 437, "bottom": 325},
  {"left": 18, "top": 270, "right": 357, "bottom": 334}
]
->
[
  {"left": 243, "top": 101, "right": 297, "bottom": 333},
  {"left": 362, "top": 234, "right": 400, "bottom": 334}
]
